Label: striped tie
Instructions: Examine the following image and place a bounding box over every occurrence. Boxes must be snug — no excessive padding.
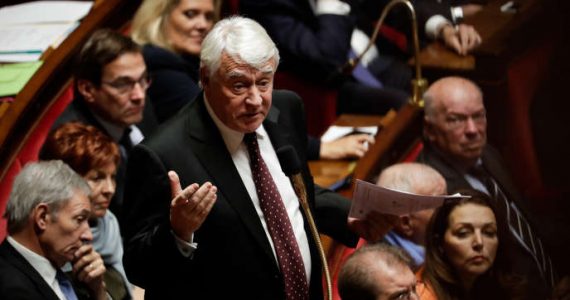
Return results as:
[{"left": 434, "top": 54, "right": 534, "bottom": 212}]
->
[{"left": 471, "top": 166, "right": 557, "bottom": 287}]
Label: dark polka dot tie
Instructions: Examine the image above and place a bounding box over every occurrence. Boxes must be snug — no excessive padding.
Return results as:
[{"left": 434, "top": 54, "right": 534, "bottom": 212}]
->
[{"left": 244, "top": 133, "right": 309, "bottom": 300}]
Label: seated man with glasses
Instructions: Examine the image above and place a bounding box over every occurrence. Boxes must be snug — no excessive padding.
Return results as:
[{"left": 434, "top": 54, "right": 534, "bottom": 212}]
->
[
  {"left": 417, "top": 76, "right": 565, "bottom": 298},
  {"left": 52, "top": 28, "right": 158, "bottom": 220}
]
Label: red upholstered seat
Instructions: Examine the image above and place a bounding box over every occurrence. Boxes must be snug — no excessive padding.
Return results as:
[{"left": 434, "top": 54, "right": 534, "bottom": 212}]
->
[
  {"left": 0, "top": 85, "right": 74, "bottom": 240},
  {"left": 274, "top": 71, "right": 338, "bottom": 136}
]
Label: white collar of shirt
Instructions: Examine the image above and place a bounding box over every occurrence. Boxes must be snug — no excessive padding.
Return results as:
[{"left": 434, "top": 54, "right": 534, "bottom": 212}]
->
[
  {"left": 7, "top": 236, "right": 66, "bottom": 299},
  {"left": 92, "top": 113, "right": 143, "bottom": 145}
]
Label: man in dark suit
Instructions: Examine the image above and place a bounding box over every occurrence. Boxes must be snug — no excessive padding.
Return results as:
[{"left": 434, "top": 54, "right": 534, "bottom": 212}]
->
[
  {"left": 52, "top": 29, "right": 158, "bottom": 219},
  {"left": 239, "top": 0, "right": 481, "bottom": 115},
  {"left": 417, "top": 76, "right": 565, "bottom": 297},
  {"left": 0, "top": 161, "right": 106, "bottom": 300},
  {"left": 122, "top": 16, "right": 393, "bottom": 299}
]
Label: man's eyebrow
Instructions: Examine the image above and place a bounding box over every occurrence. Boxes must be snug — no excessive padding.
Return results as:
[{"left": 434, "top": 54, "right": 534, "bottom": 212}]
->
[{"left": 226, "top": 70, "right": 247, "bottom": 79}]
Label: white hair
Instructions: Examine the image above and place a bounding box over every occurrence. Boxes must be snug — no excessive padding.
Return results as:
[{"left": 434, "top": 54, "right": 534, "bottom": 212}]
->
[{"left": 200, "top": 16, "right": 280, "bottom": 77}]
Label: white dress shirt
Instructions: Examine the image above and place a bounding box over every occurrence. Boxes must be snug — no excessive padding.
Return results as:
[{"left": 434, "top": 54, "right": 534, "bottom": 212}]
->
[
  {"left": 7, "top": 236, "right": 67, "bottom": 300},
  {"left": 204, "top": 97, "right": 312, "bottom": 282}
]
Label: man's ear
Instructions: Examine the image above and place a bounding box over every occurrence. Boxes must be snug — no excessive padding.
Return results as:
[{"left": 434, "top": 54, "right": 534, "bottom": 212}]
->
[
  {"left": 77, "top": 79, "right": 97, "bottom": 104},
  {"left": 33, "top": 203, "right": 51, "bottom": 231},
  {"left": 423, "top": 117, "right": 436, "bottom": 142},
  {"left": 397, "top": 215, "right": 414, "bottom": 238}
]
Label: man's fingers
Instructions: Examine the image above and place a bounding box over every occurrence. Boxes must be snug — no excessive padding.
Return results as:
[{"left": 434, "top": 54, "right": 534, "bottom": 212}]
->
[
  {"left": 171, "top": 183, "right": 200, "bottom": 207},
  {"left": 169, "top": 171, "right": 183, "bottom": 199}
]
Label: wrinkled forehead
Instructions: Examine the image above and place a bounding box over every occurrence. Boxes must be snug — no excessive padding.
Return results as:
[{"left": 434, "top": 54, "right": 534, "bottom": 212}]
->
[{"left": 218, "top": 53, "right": 276, "bottom": 77}]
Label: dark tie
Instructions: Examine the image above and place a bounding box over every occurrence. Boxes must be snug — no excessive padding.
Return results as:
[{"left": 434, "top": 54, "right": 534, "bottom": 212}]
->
[
  {"left": 119, "top": 127, "right": 133, "bottom": 152},
  {"left": 243, "top": 133, "right": 309, "bottom": 300},
  {"left": 56, "top": 270, "right": 78, "bottom": 300},
  {"left": 469, "top": 165, "right": 557, "bottom": 287}
]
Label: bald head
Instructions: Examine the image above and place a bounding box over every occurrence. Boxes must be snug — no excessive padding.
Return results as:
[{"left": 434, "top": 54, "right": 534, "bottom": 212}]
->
[
  {"left": 423, "top": 77, "right": 487, "bottom": 168},
  {"left": 339, "top": 244, "right": 417, "bottom": 300},
  {"left": 377, "top": 162, "right": 446, "bottom": 196},
  {"left": 378, "top": 163, "right": 446, "bottom": 245}
]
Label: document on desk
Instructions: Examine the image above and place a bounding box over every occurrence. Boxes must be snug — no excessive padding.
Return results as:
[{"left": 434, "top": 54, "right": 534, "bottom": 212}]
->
[
  {"left": 0, "top": 61, "right": 43, "bottom": 97},
  {"left": 0, "top": 1, "right": 93, "bottom": 26},
  {"left": 0, "top": 23, "right": 75, "bottom": 55},
  {"left": 321, "top": 125, "right": 379, "bottom": 142},
  {"left": 349, "top": 179, "right": 468, "bottom": 218}
]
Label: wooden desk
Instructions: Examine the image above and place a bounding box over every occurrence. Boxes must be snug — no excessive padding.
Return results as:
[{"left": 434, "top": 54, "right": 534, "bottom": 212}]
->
[
  {"left": 310, "top": 102, "right": 423, "bottom": 198},
  {"left": 413, "top": 0, "right": 543, "bottom": 72},
  {"left": 309, "top": 112, "right": 396, "bottom": 190}
]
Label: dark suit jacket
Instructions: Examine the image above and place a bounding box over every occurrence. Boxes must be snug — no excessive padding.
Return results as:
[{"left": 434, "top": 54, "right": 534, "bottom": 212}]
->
[
  {"left": 143, "top": 44, "right": 201, "bottom": 123},
  {"left": 51, "top": 97, "right": 158, "bottom": 220},
  {"left": 239, "top": 0, "right": 451, "bottom": 82},
  {"left": 122, "top": 90, "right": 357, "bottom": 299},
  {"left": 417, "top": 142, "right": 550, "bottom": 297},
  {"left": 0, "top": 241, "right": 60, "bottom": 300}
]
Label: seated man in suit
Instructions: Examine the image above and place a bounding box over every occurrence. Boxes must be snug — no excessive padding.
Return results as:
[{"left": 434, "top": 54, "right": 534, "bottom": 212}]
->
[
  {"left": 239, "top": 0, "right": 481, "bottom": 116},
  {"left": 122, "top": 16, "right": 395, "bottom": 299},
  {"left": 0, "top": 160, "right": 106, "bottom": 300},
  {"left": 417, "top": 76, "right": 564, "bottom": 297},
  {"left": 53, "top": 29, "right": 158, "bottom": 219},
  {"left": 338, "top": 243, "right": 418, "bottom": 300},
  {"left": 377, "top": 162, "right": 446, "bottom": 269}
]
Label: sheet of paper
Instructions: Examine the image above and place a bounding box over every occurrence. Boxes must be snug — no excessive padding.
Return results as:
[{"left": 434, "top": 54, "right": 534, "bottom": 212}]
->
[
  {"left": 0, "top": 61, "right": 43, "bottom": 97},
  {"left": 349, "top": 179, "right": 469, "bottom": 218},
  {"left": 0, "top": 23, "right": 76, "bottom": 54},
  {"left": 0, "top": 1, "right": 93, "bottom": 26},
  {"left": 320, "top": 125, "right": 378, "bottom": 142}
]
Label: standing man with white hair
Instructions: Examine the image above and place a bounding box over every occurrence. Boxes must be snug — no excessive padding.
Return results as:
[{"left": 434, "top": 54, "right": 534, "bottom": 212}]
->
[
  {"left": 0, "top": 161, "right": 107, "bottom": 300},
  {"left": 122, "top": 16, "right": 395, "bottom": 299}
]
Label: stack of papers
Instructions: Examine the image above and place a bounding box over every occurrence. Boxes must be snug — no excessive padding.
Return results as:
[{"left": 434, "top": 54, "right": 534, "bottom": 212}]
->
[
  {"left": 0, "top": 61, "right": 43, "bottom": 97},
  {"left": 0, "top": 1, "right": 93, "bottom": 62},
  {"left": 320, "top": 125, "right": 379, "bottom": 142}
]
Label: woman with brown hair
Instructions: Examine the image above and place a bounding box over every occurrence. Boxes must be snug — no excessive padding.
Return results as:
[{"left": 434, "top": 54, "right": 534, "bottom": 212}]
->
[
  {"left": 41, "top": 121, "right": 132, "bottom": 299},
  {"left": 417, "top": 189, "right": 527, "bottom": 300}
]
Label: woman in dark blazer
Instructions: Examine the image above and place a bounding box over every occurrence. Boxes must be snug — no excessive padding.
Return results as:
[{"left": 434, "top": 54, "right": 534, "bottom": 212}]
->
[{"left": 131, "top": 0, "right": 221, "bottom": 123}]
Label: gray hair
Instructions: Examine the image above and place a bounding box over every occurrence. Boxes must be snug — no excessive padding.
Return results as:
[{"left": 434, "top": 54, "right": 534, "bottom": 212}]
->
[
  {"left": 4, "top": 160, "right": 91, "bottom": 234},
  {"left": 338, "top": 243, "right": 413, "bottom": 300},
  {"left": 377, "top": 162, "right": 447, "bottom": 195},
  {"left": 200, "top": 16, "right": 280, "bottom": 77}
]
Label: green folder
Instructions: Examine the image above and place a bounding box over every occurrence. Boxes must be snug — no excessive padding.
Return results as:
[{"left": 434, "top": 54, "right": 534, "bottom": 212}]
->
[{"left": 0, "top": 61, "right": 43, "bottom": 97}]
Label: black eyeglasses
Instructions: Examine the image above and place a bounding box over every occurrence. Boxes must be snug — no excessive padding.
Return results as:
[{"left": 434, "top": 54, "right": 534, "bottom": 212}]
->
[{"left": 101, "top": 73, "right": 151, "bottom": 94}]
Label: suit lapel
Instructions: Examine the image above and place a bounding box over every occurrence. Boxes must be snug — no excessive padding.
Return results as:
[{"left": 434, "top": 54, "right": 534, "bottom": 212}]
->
[
  {"left": 185, "top": 96, "right": 276, "bottom": 263},
  {"left": 0, "top": 242, "right": 60, "bottom": 300}
]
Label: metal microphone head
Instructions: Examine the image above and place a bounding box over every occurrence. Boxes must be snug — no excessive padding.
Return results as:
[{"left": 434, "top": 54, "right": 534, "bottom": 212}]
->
[{"left": 276, "top": 145, "right": 301, "bottom": 176}]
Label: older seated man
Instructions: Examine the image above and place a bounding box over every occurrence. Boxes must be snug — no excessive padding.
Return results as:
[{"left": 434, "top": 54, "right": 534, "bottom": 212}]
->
[
  {"left": 377, "top": 162, "right": 446, "bottom": 269},
  {"left": 418, "top": 76, "right": 565, "bottom": 298},
  {"left": 0, "top": 160, "right": 107, "bottom": 300}
]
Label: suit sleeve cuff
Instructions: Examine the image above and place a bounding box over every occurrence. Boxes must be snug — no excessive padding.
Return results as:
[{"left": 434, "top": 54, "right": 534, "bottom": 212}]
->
[
  {"left": 315, "top": 0, "right": 351, "bottom": 15},
  {"left": 425, "top": 15, "right": 452, "bottom": 40},
  {"left": 171, "top": 230, "right": 198, "bottom": 258}
]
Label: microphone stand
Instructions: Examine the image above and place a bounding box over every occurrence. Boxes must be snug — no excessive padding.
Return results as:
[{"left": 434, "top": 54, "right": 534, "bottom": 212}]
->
[
  {"left": 342, "top": 0, "right": 428, "bottom": 106},
  {"left": 277, "top": 146, "right": 333, "bottom": 300}
]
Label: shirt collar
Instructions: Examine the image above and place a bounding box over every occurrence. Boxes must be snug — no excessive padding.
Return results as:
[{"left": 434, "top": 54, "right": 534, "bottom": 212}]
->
[
  {"left": 203, "top": 94, "right": 269, "bottom": 153},
  {"left": 7, "top": 236, "right": 58, "bottom": 285},
  {"left": 92, "top": 112, "right": 127, "bottom": 142}
]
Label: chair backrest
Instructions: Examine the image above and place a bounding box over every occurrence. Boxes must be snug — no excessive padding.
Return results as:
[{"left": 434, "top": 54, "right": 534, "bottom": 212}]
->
[
  {"left": 0, "top": 84, "right": 74, "bottom": 240},
  {"left": 274, "top": 71, "right": 338, "bottom": 136}
]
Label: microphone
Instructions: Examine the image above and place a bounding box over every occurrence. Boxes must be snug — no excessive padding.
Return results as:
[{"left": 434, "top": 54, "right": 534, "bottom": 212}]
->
[{"left": 276, "top": 145, "right": 333, "bottom": 300}]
